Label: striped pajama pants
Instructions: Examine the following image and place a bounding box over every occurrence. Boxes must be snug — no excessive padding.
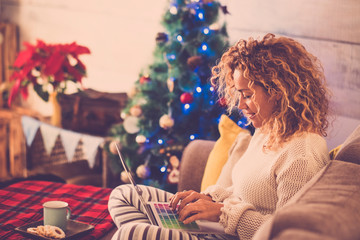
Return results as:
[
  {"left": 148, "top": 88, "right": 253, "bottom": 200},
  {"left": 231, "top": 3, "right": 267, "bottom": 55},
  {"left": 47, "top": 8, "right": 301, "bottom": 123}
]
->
[{"left": 108, "top": 184, "right": 236, "bottom": 240}]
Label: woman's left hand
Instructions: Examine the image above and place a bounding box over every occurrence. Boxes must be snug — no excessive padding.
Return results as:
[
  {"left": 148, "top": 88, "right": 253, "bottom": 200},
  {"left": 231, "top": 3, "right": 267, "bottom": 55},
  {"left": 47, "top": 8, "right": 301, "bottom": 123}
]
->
[{"left": 178, "top": 199, "right": 223, "bottom": 224}]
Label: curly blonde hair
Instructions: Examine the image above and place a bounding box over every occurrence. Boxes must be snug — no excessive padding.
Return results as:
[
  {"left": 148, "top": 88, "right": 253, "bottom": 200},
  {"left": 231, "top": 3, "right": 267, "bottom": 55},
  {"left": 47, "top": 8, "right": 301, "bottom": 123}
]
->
[{"left": 211, "top": 33, "right": 330, "bottom": 149}]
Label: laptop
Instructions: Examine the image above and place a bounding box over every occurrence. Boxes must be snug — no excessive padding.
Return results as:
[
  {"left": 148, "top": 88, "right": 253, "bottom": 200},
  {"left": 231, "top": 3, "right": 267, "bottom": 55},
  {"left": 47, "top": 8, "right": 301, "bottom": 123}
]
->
[{"left": 115, "top": 143, "right": 225, "bottom": 234}]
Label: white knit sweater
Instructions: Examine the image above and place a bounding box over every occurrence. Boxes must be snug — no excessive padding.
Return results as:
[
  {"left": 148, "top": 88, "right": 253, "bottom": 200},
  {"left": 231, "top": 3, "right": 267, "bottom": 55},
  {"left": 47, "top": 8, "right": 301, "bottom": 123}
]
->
[{"left": 203, "top": 129, "right": 330, "bottom": 239}]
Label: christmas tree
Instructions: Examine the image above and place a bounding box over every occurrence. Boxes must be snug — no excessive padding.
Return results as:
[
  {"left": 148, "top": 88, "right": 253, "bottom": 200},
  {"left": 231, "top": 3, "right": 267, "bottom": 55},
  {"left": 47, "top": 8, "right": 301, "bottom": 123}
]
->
[{"left": 105, "top": 0, "right": 245, "bottom": 192}]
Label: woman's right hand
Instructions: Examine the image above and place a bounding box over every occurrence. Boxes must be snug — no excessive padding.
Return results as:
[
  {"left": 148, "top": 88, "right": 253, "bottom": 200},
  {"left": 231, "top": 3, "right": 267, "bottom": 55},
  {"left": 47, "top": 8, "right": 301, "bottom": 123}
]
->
[{"left": 169, "top": 190, "right": 213, "bottom": 213}]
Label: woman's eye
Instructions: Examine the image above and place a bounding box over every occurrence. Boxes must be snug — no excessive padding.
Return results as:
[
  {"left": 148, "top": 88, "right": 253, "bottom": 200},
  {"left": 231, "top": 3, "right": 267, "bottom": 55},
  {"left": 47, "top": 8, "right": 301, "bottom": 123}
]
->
[{"left": 243, "top": 94, "right": 252, "bottom": 99}]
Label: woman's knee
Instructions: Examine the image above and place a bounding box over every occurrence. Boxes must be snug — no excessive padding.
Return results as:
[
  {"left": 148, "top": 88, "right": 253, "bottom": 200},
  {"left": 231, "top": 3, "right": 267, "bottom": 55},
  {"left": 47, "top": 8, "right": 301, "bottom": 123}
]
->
[
  {"left": 112, "top": 223, "right": 153, "bottom": 240},
  {"left": 108, "top": 184, "right": 132, "bottom": 214}
]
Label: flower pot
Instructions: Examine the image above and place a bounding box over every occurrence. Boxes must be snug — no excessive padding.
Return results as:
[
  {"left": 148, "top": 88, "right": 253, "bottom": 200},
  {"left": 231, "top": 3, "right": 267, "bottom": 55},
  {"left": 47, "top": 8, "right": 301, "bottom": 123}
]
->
[{"left": 50, "top": 92, "right": 62, "bottom": 127}]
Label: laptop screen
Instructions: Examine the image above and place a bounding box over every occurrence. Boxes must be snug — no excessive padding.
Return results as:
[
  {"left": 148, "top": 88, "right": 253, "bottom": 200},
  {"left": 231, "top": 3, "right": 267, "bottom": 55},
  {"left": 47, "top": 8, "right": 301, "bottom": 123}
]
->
[{"left": 115, "top": 143, "right": 143, "bottom": 196}]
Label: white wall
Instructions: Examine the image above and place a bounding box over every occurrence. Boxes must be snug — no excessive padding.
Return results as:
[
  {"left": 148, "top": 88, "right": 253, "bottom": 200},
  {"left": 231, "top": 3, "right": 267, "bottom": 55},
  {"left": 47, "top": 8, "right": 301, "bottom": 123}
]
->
[
  {"left": 2, "top": 0, "right": 168, "bottom": 93},
  {"left": 2, "top": 0, "right": 360, "bottom": 148}
]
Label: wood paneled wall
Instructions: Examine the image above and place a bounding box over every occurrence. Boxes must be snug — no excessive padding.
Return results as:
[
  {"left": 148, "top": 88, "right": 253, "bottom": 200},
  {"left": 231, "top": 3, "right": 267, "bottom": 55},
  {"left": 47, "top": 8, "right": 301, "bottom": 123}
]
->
[{"left": 225, "top": 0, "right": 360, "bottom": 121}]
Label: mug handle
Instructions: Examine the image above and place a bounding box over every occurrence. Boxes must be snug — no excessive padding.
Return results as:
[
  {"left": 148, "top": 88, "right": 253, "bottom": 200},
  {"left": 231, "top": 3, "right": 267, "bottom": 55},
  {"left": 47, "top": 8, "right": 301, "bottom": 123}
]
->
[{"left": 66, "top": 207, "right": 71, "bottom": 220}]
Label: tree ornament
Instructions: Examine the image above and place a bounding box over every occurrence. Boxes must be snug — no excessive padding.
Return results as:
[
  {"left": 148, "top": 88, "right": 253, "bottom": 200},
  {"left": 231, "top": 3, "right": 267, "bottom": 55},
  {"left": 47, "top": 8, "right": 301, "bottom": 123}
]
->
[
  {"left": 187, "top": 56, "right": 203, "bottom": 71},
  {"left": 218, "top": 97, "right": 227, "bottom": 107},
  {"left": 123, "top": 116, "right": 140, "bottom": 134},
  {"left": 109, "top": 140, "right": 121, "bottom": 155},
  {"left": 140, "top": 75, "right": 151, "bottom": 84},
  {"left": 167, "top": 78, "right": 175, "bottom": 92},
  {"left": 120, "top": 170, "right": 131, "bottom": 183},
  {"left": 137, "top": 97, "right": 148, "bottom": 105},
  {"left": 135, "top": 134, "right": 147, "bottom": 144},
  {"left": 155, "top": 32, "right": 168, "bottom": 44},
  {"left": 136, "top": 164, "right": 151, "bottom": 179},
  {"left": 180, "top": 92, "right": 194, "bottom": 104},
  {"left": 209, "top": 23, "right": 220, "bottom": 31},
  {"left": 120, "top": 111, "right": 128, "bottom": 119},
  {"left": 159, "top": 114, "right": 175, "bottom": 130},
  {"left": 169, "top": 155, "right": 180, "bottom": 168},
  {"left": 127, "top": 86, "right": 138, "bottom": 98},
  {"left": 167, "top": 155, "right": 180, "bottom": 184},
  {"left": 130, "top": 105, "right": 142, "bottom": 117},
  {"left": 169, "top": 4, "right": 178, "bottom": 15}
]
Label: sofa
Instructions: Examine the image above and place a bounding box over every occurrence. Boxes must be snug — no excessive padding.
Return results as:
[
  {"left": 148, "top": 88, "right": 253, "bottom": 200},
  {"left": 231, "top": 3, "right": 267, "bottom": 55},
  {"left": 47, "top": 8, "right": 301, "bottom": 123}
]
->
[{"left": 178, "top": 125, "right": 360, "bottom": 240}]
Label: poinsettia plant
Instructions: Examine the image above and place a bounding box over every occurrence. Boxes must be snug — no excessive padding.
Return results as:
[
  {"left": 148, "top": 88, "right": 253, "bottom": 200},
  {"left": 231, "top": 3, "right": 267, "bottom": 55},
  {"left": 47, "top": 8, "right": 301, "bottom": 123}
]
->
[{"left": 8, "top": 40, "right": 90, "bottom": 106}]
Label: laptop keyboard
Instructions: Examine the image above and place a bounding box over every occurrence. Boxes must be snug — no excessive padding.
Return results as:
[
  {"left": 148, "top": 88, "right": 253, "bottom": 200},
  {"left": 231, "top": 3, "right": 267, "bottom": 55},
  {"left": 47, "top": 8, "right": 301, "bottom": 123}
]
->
[{"left": 153, "top": 203, "right": 199, "bottom": 230}]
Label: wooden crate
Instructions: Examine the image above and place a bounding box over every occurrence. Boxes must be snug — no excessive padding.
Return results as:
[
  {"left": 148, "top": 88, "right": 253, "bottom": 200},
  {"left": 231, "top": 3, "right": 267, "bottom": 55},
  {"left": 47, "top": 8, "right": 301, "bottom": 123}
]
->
[{"left": 58, "top": 89, "right": 128, "bottom": 136}]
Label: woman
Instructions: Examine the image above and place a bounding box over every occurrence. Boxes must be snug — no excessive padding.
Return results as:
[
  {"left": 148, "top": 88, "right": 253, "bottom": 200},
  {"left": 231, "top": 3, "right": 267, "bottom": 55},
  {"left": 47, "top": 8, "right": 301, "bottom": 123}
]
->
[{"left": 108, "top": 33, "right": 331, "bottom": 240}]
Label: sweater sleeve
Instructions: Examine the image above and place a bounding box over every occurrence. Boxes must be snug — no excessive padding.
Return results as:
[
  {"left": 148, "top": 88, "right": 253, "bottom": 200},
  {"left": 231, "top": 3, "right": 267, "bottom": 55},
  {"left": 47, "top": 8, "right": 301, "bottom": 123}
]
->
[
  {"left": 202, "top": 184, "right": 234, "bottom": 202},
  {"left": 220, "top": 196, "right": 273, "bottom": 238}
]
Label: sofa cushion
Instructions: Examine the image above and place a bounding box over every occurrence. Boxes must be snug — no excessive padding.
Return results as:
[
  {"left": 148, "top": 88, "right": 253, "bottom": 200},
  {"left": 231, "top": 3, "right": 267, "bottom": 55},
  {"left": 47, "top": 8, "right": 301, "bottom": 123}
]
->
[
  {"left": 253, "top": 160, "right": 360, "bottom": 240},
  {"left": 335, "top": 124, "right": 360, "bottom": 165},
  {"left": 178, "top": 140, "right": 215, "bottom": 192},
  {"left": 200, "top": 115, "right": 247, "bottom": 191}
]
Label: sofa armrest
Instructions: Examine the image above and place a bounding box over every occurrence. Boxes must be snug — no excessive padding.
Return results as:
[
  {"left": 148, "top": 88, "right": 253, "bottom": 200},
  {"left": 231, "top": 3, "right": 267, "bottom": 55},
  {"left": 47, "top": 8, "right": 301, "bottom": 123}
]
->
[{"left": 178, "top": 140, "right": 215, "bottom": 192}]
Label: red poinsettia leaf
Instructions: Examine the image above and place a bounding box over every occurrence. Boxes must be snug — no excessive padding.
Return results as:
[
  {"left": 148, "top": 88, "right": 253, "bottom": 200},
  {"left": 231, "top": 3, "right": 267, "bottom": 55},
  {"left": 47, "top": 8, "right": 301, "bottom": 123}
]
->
[
  {"left": 26, "top": 75, "right": 37, "bottom": 84},
  {"left": 13, "top": 46, "right": 35, "bottom": 68},
  {"left": 44, "top": 51, "right": 65, "bottom": 76},
  {"left": 65, "top": 42, "right": 91, "bottom": 55},
  {"left": 10, "top": 71, "right": 21, "bottom": 81},
  {"left": 10, "top": 66, "right": 30, "bottom": 84},
  {"left": 22, "top": 64, "right": 37, "bottom": 78},
  {"left": 76, "top": 59, "right": 87, "bottom": 72},
  {"left": 64, "top": 60, "right": 83, "bottom": 82},
  {"left": 35, "top": 39, "right": 47, "bottom": 48},
  {"left": 20, "top": 86, "right": 29, "bottom": 99},
  {"left": 36, "top": 40, "right": 54, "bottom": 56},
  {"left": 54, "top": 71, "right": 65, "bottom": 82},
  {"left": 7, "top": 78, "right": 21, "bottom": 106}
]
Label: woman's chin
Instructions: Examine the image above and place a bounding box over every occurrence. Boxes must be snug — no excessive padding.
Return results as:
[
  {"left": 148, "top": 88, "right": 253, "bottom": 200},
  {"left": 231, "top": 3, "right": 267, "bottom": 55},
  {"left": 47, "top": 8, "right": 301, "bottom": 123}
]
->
[{"left": 250, "top": 120, "right": 262, "bottom": 129}]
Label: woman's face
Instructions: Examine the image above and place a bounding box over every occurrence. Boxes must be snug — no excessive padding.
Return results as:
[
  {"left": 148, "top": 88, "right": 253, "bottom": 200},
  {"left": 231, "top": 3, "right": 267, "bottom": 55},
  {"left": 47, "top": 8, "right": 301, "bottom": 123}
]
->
[{"left": 233, "top": 70, "right": 278, "bottom": 129}]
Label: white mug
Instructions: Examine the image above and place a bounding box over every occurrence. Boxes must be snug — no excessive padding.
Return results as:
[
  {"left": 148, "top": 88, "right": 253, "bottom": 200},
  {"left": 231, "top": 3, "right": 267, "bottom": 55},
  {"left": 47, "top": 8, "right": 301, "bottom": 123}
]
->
[{"left": 43, "top": 200, "right": 71, "bottom": 231}]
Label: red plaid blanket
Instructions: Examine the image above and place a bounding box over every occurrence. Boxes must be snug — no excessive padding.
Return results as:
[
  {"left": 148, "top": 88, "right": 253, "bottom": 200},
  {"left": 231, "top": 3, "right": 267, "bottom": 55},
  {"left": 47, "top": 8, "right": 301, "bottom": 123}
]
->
[{"left": 0, "top": 180, "right": 116, "bottom": 240}]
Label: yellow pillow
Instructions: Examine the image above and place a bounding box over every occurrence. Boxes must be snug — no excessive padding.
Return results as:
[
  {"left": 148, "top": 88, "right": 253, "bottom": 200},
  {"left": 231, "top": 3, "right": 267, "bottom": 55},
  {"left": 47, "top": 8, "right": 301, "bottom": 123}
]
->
[
  {"left": 329, "top": 144, "right": 342, "bottom": 160},
  {"left": 200, "top": 115, "right": 246, "bottom": 192}
]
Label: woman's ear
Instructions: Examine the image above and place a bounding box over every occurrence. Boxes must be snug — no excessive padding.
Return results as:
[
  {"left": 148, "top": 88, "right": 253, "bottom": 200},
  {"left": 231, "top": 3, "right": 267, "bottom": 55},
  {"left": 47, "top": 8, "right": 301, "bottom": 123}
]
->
[
  {"left": 269, "top": 90, "right": 282, "bottom": 102},
  {"left": 274, "top": 92, "right": 282, "bottom": 101}
]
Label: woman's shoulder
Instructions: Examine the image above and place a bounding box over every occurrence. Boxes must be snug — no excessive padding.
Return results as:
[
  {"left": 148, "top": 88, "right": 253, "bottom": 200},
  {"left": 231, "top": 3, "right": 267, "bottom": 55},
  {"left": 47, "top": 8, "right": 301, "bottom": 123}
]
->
[
  {"left": 280, "top": 132, "right": 329, "bottom": 159},
  {"left": 272, "top": 132, "right": 330, "bottom": 174},
  {"left": 292, "top": 132, "right": 327, "bottom": 148}
]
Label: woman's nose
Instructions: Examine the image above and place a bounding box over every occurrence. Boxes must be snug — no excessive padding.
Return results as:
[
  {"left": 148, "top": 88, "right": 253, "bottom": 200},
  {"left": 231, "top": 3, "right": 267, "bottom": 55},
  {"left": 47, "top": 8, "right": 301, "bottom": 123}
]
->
[{"left": 237, "top": 97, "right": 247, "bottom": 110}]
